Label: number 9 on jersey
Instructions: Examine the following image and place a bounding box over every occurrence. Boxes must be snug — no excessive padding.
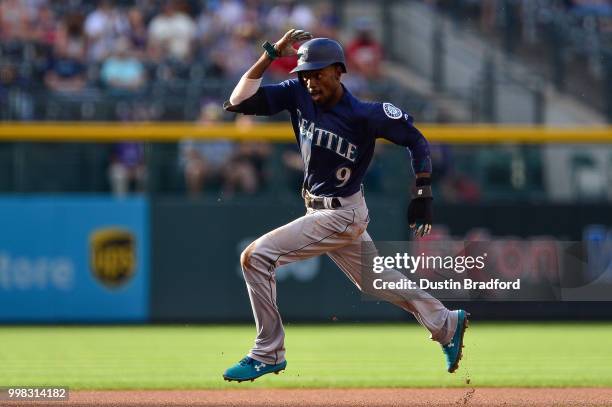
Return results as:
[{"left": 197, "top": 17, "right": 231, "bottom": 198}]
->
[{"left": 335, "top": 167, "right": 351, "bottom": 187}]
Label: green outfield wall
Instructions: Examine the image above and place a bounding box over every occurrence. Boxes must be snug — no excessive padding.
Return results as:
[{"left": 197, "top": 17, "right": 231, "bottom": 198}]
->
[{"left": 150, "top": 196, "right": 612, "bottom": 322}]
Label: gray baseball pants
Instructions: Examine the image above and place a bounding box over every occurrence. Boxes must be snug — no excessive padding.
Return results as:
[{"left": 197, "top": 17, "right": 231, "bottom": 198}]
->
[{"left": 240, "top": 188, "right": 458, "bottom": 365}]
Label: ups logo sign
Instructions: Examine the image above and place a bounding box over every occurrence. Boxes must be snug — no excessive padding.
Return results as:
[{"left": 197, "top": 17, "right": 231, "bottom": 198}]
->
[{"left": 90, "top": 228, "right": 136, "bottom": 288}]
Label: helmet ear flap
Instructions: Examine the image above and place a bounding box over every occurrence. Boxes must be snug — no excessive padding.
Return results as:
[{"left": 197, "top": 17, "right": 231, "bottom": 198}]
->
[
  {"left": 334, "top": 63, "right": 343, "bottom": 79},
  {"left": 298, "top": 72, "right": 306, "bottom": 87}
]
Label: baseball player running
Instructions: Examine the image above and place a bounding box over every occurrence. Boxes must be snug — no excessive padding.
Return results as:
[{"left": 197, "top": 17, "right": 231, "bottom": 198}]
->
[{"left": 222, "top": 29, "right": 469, "bottom": 382}]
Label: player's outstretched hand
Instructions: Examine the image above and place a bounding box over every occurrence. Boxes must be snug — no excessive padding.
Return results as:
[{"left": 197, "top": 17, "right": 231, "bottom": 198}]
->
[
  {"left": 274, "top": 29, "right": 313, "bottom": 57},
  {"left": 407, "top": 178, "right": 433, "bottom": 238}
]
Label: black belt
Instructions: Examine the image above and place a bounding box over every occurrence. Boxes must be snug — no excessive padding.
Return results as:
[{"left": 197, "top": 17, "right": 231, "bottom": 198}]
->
[{"left": 303, "top": 191, "right": 342, "bottom": 209}]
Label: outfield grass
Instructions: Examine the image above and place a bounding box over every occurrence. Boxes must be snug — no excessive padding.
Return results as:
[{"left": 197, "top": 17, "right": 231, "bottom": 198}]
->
[{"left": 1, "top": 323, "right": 611, "bottom": 389}]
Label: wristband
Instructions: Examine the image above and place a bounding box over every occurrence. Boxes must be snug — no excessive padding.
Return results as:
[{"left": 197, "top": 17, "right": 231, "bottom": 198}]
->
[
  {"left": 262, "top": 41, "right": 279, "bottom": 60},
  {"left": 413, "top": 177, "right": 432, "bottom": 199}
]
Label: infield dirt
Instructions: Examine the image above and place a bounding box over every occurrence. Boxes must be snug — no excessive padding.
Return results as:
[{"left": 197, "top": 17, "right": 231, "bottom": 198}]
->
[{"left": 8, "top": 388, "right": 612, "bottom": 406}]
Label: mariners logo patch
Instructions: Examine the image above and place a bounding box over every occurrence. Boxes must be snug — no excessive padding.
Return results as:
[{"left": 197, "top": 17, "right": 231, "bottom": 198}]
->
[
  {"left": 298, "top": 47, "right": 308, "bottom": 63},
  {"left": 383, "top": 103, "right": 402, "bottom": 119}
]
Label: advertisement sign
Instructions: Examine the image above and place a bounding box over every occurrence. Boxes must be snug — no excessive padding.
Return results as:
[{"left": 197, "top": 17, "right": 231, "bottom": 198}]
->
[
  {"left": 150, "top": 199, "right": 612, "bottom": 321},
  {"left": 0, "top": 196, "right": 149, "bottom": 322}
]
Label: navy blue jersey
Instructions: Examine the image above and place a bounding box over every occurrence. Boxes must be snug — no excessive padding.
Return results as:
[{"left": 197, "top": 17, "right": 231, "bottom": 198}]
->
[{"left": 261, "top": 79, "right": 431, "bottom": 197}]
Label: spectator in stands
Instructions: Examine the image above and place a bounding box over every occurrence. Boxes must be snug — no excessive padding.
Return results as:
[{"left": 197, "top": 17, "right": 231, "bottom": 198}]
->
[
  {"left": 266, "top": 0, "right": 315, "bottom": 33},
  {"left": 0, "top": 63, "right": 13, "bottom": 96},
  {"left": 180, "top": 103, "right": 271, "bottom": 198},
  {"left": 132, "top": 0, "right": 158, "bottom": 23},
  {"left": 281, "top": 145, "right": 304, "bottom": 191},
  {"left": 101, "top": 37, "right": 146, "bottom": 94},
  {"left": 22, "top": 0, "right": 48, "bottom": 20},
  {"left": 225, "top": 134, "right": 271, "bottom": 196},
  {"left": 346, "top": 18, "right": 383, "bottom": 80},
  {"left": 196, "top": 4, "right": 225, "bottom": 72},
  {"left": 0, "top": 63, "right": 17, "bottom": 120},
  {"left": 214, "top": 0, "right": 248, "bottom": 33},
  {"left": 126, "top": 7, "right": 147, "bottom": 56},
  {"left": 195, "top": 5, "right": 217, "bottom": 48},
  {"left": 55, "top": 12, "right": 86, "bottom": 62},
  {"left": 0, "top": 0, "right": 29, "bottom": 41},
  {"left": 31, "top": 4, "right": 57, "bottom": 48},
  {"left": 148, "top": 0, "right": 196, "bottom": 62},
  {"left": 181, "top": 138, "right": 238, "bottom": 197},
  {"left": 313, "top": 2, "right": 339, "bottom": 39},
  {"left": 210, "top": 26, "right": 258, "bottom": 79},
  {"left": 44, "top": 42, "right": 87, "bottom": 94},
  {"left": 179, "top": 101, "right": 236, "bottom": 197},
  {"left": 198, "top": 0, "right": 261, "bottom": 45},
  {"left": 202, "top": 51, "right": 226, "bottom": 79},
  {"left": 108, "top": 142, "right": 146, "bottom": 197},
  {"left": 5, "top": 64, "right": 35, "bottom": 120},
  {"left": 84, "top": 0, "right": 128, "bottom": 62}
]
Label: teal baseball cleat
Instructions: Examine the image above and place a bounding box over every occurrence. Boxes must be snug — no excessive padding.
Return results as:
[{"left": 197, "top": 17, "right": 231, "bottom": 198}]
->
[
  {"left": 442, "top": 310, "right": 470, "bottom": 373},
  {"left": 222, "top": 356, "right": 287, "bottom": 382}
]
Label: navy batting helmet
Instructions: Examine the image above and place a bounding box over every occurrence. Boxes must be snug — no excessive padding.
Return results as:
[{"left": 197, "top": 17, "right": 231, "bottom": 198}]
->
[{"left": 290, "top": 38, "right": 347, "bottom": 74}]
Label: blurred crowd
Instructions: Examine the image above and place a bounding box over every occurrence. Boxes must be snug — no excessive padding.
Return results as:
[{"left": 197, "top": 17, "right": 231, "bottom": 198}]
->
[
  {"left": 0, "top": 0, "right": 387, "bottom": 117},
  {"left": 432, "top": 0, "right": 612, "bottom": 30},
  {"left": 0, "top": 0, "right": 395, "bottom": 197},
  {"left": 110, "top": 99, "right": 483, "bottom": 202},
  {"left": 2, "top": 0, "right": 609, "bottom": 202},
  {"left": 0, "top": 0, "right": 492, "bottom": 202},
  {"left": 432, "top": 0, "right": 612, "bottom": 78}
]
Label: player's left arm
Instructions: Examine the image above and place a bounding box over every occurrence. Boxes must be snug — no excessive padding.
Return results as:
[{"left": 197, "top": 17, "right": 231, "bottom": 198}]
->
[{"left": 369, "top": 103, "right": 433, "bottom": 237}]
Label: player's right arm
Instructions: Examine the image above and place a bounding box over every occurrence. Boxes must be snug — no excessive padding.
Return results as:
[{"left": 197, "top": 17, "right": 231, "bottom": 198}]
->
[{"left": 223, "top": 29, "right": 311, "bottom": 116}]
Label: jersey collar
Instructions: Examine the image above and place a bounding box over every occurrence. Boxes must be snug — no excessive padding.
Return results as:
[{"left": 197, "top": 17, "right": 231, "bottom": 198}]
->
[{"left": 315, "top": 83, "right": 352, "bottom": 112}]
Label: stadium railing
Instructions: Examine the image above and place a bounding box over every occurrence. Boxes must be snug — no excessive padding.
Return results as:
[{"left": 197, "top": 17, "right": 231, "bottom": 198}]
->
[{"left": 0, "top": 123, "right": 611, "bottom": 201}]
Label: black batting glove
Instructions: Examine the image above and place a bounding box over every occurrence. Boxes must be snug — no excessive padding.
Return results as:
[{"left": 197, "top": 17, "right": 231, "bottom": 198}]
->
[{"left": 407, "top": 177, "right": 433, "bottom": 238}]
